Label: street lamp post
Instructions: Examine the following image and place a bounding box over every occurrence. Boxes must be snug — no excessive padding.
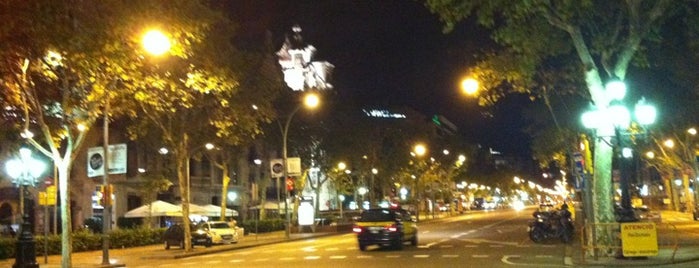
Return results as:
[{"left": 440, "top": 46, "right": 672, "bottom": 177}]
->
[
  {"left": 582, "top": 80, "right": 656, "bottom": 224},
  {"left": 280, "top": 93, "right": 319, "bottom": 238},
  {"left": 6, "top": 147, "right": 46, "bottom": 268},
  {"left": 412, "top": 143, "right": 427, "bottom": 221}
]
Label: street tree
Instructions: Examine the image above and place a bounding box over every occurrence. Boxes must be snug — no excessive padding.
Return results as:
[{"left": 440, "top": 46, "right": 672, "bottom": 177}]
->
[
  {"left": 0, "top": 0, "right": 230, "bottom": 265},
  {"left": 426, "top": 0, "right": 697, "bottom": 251}
]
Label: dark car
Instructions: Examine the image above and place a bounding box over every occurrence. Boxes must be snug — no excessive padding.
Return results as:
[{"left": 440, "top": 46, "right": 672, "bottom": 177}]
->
[
  {"left": 162, "top": 223, "right": 212, "bottom": 249},
  {"left": 352, "top": 208, "right": 418, "bottom": 251}
]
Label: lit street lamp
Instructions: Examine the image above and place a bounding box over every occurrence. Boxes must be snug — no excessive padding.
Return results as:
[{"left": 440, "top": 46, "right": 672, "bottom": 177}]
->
[
  {"left": 412, "top": 143, "right": 427, "bottom": 221},
  {"left": 280, "top": 92, "right": 320, "bottom": 238},
  {"left": 582, "top": 80, "right": 656, "bottom": 222},
  {"left": 276, "top": 25, "right": 332, "bottom": 238},
  {"left": 6, "top": 147, "right": 46, "bottom": 268}
]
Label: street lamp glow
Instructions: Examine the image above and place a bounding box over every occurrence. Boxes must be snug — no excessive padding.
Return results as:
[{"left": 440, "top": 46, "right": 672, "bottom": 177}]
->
[
  {"left": 605, "top": 80, "right": 627, "bottom": 101},
  {"left": 227, "top": 191, "right": 238, "bottom": 201},
  {"left": 205, "top": 143, "right": 215, "bottom": 150},
  {"left": 688, "top": 127, "right": 697, "bottom": 136},
  {"left": 337, "top": 162, "right": 346, "bottom": 171},
  {"left": 663, "top": 139, "right": 675, "bottom": 148},
  {"left": 303, "top": 92, "right": 320, "bottom": 109},
  {"left": 142, "top": 29, "right": 171, "bottom": 56},
  {"left": 634, "top": 99, "right": 657, "bottom": 126},
  {"left": 461, "top": 77, "right": 479, "bottom": 95},
  {"left": 645, "top": 151, "right": 655, "bottom": 159},
  {"left": 413, "top": 143, "right": 427, "bottom": 157},
  {"left": 371, "top": 168, "right": 378, "bottom": 175}
]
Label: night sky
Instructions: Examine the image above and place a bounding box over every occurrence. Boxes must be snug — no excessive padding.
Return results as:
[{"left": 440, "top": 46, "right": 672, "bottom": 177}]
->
[{"left": 229, "top": 0, "right": 532, "bottom": 157}]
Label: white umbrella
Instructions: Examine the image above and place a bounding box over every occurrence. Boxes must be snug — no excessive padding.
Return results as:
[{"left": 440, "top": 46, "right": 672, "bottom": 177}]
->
[
  {"left": 124, "top": 200, "right": 182, "bottom": 218},
  {"left": 202, "top": 204, "right": 239, "bottom": 217}
]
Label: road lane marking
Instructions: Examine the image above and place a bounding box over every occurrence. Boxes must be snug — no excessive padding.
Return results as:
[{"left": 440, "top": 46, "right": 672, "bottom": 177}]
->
[
  {"left": 442, "top": 255, "right": 459, "bottom": 258},
  {"left": 357, "top": 255, "right": 373, "bottom": 259},
  {"left": 464, "top": 245, "right": 477, "bottom": 248},
  {"left": 304, "top": 256, "right": 321, "bottom": 260},
  {"left": 414, "top": 255, "right": 430, "bottom": 258},
  {"left": 472, "top": 255, "right": 489, "bottom": 258},
  {"left": 329, "top": 256, "right": 346, "bottom": 259},
  {"left": 489, "top": 245, "right": 504, "bottom": 247},
  {"left": 386, "top": 255, "right": 401, "bottom": 258},
  {"left": 229, "top": 259, "right": 245, "bottom": 263},
  {"left": 325, "top": 247, "right": 339, "bottom": 251}
]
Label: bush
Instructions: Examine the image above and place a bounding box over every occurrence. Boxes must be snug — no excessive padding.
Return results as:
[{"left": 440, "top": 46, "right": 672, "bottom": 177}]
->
[
  {"left": 240, "top": 219, "right": 285, "bottom": 234},
  {"left": 1, "top": 227, "right": 165, "bottom": 260}
]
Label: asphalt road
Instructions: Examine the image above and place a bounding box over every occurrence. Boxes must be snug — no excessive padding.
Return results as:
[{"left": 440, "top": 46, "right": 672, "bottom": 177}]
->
[{"left": 124, "top": 208, "right": 577, "bottom": 268}]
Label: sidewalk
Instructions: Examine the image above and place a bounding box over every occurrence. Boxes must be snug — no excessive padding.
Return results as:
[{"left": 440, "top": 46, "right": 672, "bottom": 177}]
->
[
  {"left": 571, "top": 210, "right": 699, "bottom": 267},
  {"left": 0, "top": 229, "right": 339, "bottom": 268}
]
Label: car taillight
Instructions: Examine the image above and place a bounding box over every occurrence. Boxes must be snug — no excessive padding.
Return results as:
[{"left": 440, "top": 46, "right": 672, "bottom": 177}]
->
[
  {"left": 352, "top": 226, "right": 363, "bottom": 233},
  {"left": 385, "top": 224, "right": 397, "bottom": 232}
]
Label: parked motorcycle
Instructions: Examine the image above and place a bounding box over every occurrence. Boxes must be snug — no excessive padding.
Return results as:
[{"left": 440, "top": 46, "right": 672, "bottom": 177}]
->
[{"left": 528, "top": 204, "right": 574, "bottom": 243}]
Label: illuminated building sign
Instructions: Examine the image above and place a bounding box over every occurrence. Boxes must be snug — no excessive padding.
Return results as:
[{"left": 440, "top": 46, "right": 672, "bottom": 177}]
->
[{"left": 362, "top": 109, "right": 406, "bottom": 119}]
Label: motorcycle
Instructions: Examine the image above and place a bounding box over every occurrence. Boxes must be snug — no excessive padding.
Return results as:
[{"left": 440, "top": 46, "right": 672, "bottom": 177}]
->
[{"left": 528, "top": 207, "right": 574, "bottom": 243}]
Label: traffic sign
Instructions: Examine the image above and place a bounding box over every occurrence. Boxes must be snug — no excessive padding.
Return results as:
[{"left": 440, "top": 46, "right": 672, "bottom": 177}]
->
[{"left": 270, "top": 159, "right": 283, "bottom": 178}]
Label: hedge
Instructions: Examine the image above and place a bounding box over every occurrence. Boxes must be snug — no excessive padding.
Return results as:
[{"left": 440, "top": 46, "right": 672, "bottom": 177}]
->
[{"left": 0, "top": 227, "right": 165, "bottom": 260}]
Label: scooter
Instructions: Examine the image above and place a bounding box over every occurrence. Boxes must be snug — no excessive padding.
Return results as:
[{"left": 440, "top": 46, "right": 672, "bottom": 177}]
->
[{"left": 528, "top": 208, "right": 574, "bottom": 243}]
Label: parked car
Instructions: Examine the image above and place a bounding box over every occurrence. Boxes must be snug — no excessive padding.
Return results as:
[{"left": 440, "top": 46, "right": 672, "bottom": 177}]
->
[
  {"left": 352, "top": 208, "right": 418, "bottom": 251},
  {"left": 162, "top": 223, "right": 212, "bottom": 249},
  {"left": 197, "top": 221, "right": 239, "bottom": 244}
]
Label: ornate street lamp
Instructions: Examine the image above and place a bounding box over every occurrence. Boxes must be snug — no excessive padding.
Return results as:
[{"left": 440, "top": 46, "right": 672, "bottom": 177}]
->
[
  {"left": 581, "top": 80, "right": 656, "bottom": 222},
  {"left": 6, "top": 147, "right": 46, "bottom": 268}
]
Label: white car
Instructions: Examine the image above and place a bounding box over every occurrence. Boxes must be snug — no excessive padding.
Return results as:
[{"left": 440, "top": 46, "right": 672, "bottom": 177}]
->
[{"left": 197, "top": 221, "right": 239, "bottom": 244}]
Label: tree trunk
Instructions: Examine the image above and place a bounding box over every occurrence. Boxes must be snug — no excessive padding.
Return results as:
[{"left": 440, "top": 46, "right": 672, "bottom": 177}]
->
[
  {"left": 220, "top": 162, "right": 230, "bottom": 220},
  {"left": 592, "top": 136, "right": 616, "bottom": 253},
  {"left": 176, "top": 144, "right": 192, "bottom": 251},
  {"left": 58, "top": 162, "right": 73, "bottom": 268}
]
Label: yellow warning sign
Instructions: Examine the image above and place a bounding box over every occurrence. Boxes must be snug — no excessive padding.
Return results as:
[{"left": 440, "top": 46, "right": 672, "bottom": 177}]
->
[{"left": 620, "top": 222, "right": 658, "bottom": 257}]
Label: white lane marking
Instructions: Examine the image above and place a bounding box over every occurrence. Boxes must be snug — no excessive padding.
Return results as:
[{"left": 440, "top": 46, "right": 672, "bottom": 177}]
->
[
  {"left": 304, "top": 256, "right": 321, "bottom": 260},
  {"left": 420, "top": 242, "right": 438, "bottom": 248},
  {"left": 464, "top": 245, "right": 477, "bottom": 248},
  {"left": 386, "top": 255, "right": 401, "bottom": 258},
  {"left": 414, "top": 255, "right": 430, "bottom": 258},
  {"left": 502, "top": 255, "right": 566, "bottom": 267},
  {"left": 302, "top": 246, "right": 317, "bottom": 252},
  {"left": 442, "top": 255, "right": 459, "bottom": 258},
  {"left": 329, "top": 256, "right": 347, "bottom": 259},
  {"left": 229, "top": 259, "right": 244, "bottom": 263},
  {"left": 473, "top": 255, "right": 489, "bottom": 258},
  {"left": 325, "top": 247, "right": 339, "bottom": 251},
  {"left": 489, "top": 245, "right": 504, "bottom": 247},
  {"left": 357, "top": 255, "right": 373, "bottom": 259}
]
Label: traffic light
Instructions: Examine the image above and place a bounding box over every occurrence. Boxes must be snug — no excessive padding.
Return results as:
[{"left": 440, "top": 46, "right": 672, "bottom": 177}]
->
[
  {"left": 285, "top": 177, "right": 294, "bottom": 192},
  {"left": 98, "top": 184, "right": 114, "bottom": 206}
]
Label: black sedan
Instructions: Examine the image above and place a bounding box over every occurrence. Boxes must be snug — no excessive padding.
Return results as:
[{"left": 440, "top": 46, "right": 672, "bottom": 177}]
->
[{"left": 163, "top": 223, "right": 212, "bottom": 249}]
